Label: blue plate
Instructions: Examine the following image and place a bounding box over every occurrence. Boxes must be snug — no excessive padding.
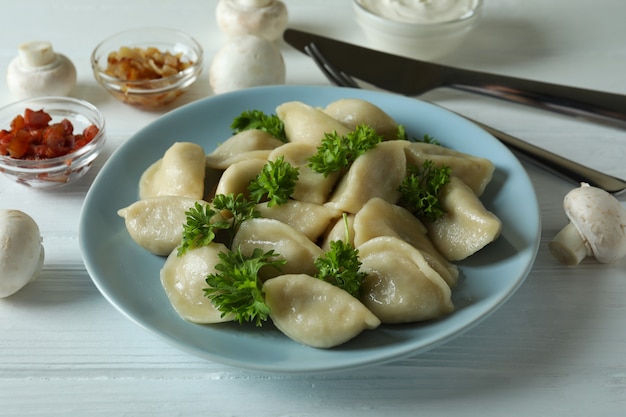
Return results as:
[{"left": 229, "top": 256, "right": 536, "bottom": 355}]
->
[{"left": 79, "top": 85, "right": 540, "bottom": 373}]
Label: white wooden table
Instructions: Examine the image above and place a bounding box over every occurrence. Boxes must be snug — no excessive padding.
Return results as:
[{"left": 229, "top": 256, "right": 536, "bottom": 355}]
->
[{"left": 1, "top": 1, "right": 625, "bottom": 415}]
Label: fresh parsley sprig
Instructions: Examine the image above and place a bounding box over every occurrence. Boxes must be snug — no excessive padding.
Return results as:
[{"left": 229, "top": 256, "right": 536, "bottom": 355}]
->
[
  {"left": 314, "top": 240, "right": 366, "bottom": 298},
  {"left": 248, "top": 156, "right": 299, "bottom": 207},
  {"left": 178, "top": 202, "right": 231, "bottom": 256},
  {"left": 314, "top": 215, "right": 366, "bottom": 297},
  {"left": 212, "top": 193, "right": 260, "bottom": 245},
  {"left": 204, "top": 247, "right": 286, "bottom": 326},
  {"left": 231, "top": 110, "right": 287, "bottom": 142},
  {"left": 212, "top": 193, "right": 258, "bottom": 226},
  {"left": 398, "top": 159, "right": 451, "bottom": 222},
  {"left": 396, "top": 124, "right": 440, "bottom": 145},
  {"left": 307, "top": 124, "right": 384, "bottom": 176},
  {"left": 178, "top": 194, "right": 259, "bottom": 256}
]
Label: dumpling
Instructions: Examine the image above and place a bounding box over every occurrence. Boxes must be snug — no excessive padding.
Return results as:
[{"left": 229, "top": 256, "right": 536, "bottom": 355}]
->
[
  {"left": 325, "top": 141, "right": 407, "bottom": 213},
  {"left": 425, "top": 176, "right": 502, "bottom": 261},
  {"left": 160, "top": 243, "right": 235, "bottom": 324},
  {"left": 118, "top": 196, "right": 212, "bottom": 256},
  {"left": 263, "top": 274, "right": 380, "bottom": 348},
  {"left": 404, "top": 142, "right": 495, "bottom": 196},
  {"left": 139, "top": 142, "right": 206, "bottom": 200},
  {"left": 358, "top": 236, "right": 454, "bottom": 323},
  {"left": 232, "top": 218, "right": 324, "bottom": 279},
  {"left": 268, "top": 142, "right": 340, "bottom": 205},
  {"left": 276, "top": 101, "right": 351, "bottom": 147},
  {"left": 353, "top": 197, "right": 458, "bottom": 288},
  {"left": 255, "top": 200, "right": 342, "bottom": 242},
  {"left": 214, "top": 158, "right": 268, "bottom": 197},
  {"left": 138, "top": 160, "right": 161, "bottom": 198},
  {"left": 205, "top": 129, "right": 284, "bottom": 170},
  {"left": 324, "top": 98, "right": 399, "bottom": 140}
]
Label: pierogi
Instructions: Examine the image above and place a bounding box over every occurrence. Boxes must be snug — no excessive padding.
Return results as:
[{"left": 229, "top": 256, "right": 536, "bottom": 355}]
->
[
  {"left": 139, "top": 142, "right": 206, "bottom": 200},
  {"left": 118, "top": 196, "right": 212, "bottom": 256},
  {"left": 263, "top": 274, "right": 381, "bottom": 348},
  {"left": 161, "top": 243, "right": 235, "bottom": 324},
  {"left": 119, "top": 97, "right": 502, "bottom": 349}
]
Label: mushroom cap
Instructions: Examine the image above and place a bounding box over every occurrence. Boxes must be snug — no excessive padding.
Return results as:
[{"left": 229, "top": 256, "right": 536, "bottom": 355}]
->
[
  {"left": 563, "top": 183, "right": 626, "bottom": 263},
  {"left": 216, "top": 0, "right": 288, "bottom": 41},
  {"left": 208, "top": 34, "right": 285, "bottom": 95},
  {"left": 0, "top": 210, "right": 44, "bottom": 297}
]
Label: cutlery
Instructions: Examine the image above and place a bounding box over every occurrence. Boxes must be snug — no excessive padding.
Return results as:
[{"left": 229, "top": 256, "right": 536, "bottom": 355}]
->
[
  {"left": 301, "top": 42, "right": 626, "bottom": 195},
  {"left": 284, "top": 28, "right": 626, "bottom": 130}
]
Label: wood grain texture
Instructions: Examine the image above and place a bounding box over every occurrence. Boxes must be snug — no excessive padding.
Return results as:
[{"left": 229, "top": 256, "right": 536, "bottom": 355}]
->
[{"left": 1, "top": 1, "right": 625, "bottom": 416}]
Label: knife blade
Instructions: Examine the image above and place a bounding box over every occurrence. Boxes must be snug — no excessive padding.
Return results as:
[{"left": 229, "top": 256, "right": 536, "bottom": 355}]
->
[{"left": 284, "top": 28, "right": 626, "bottom": 129}]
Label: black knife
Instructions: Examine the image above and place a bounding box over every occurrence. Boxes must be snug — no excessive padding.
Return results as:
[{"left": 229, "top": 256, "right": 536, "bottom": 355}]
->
[{"left": 284, "top": 28, "right": 626, "bottom": 129}]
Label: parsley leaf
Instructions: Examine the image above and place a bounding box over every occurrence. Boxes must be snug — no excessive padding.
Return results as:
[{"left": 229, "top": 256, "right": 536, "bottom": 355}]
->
[
  {"left": 396, "top": 124, "right": 440, "bottom": 145},
  {"left": 314, "top": 240, "right": 366, "bottom": 298},
  {"left": 178, "top": 202, "right": 231, "bottom": 256},
  {"left": 248, "top": 156, "right": 299, "bottom": 207},
  {"left": 307, "top": 124, "right": 384, "bottom": 176},
  {"left": 397, "top": 159, "right": 451, "bottom": 222},
  {"left": 314, "top": 215, "right": 366, "bottom": 297},
  {"left": 231, "top": 110, "right": 287, "bottom": 142},
  {"left": 212, "top": 193, "right": 260, "bottom": 245},
  {"left": 178, "top": 194, "right": 259, "bottom": 256},
  {"left": 204, "top": 247, "right": 286, "bottom": 326}
]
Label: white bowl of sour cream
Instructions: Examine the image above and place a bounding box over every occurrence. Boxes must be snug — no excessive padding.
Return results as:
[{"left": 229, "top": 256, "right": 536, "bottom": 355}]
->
[{"left": 353, "top": 0, "right": 483, "bottom": 61}]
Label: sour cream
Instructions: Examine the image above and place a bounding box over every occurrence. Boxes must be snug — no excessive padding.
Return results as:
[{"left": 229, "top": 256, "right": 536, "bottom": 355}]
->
[{"left": 357, "top": 0, "right": 479, "bottom": 24}]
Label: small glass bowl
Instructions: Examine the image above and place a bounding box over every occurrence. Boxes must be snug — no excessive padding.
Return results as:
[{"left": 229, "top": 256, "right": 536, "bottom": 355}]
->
[
  {"left": 0, "top": 96, "right": 106, "bottom": 189},
  {"left": 91, "top": 27, "right": 203, "bottom": 109},
  {"left": 353, "top": 0, "right": 483, "bottom": 61}
]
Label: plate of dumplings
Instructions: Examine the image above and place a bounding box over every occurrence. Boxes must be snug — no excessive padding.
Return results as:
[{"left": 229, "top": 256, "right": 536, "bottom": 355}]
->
[{"left": 80, "top": 85, "right": 540, "bottom": 373}]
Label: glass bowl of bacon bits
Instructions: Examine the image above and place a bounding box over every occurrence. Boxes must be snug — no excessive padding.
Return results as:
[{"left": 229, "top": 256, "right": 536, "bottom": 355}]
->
[
  {"left": 0, "top": 96, "right": 106, "bottom": 189},
  {"left": 91, "top": 27, "right": 203, "bottom": 109}
]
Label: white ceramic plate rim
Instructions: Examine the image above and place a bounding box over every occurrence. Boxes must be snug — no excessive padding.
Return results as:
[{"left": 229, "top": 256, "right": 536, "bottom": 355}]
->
[{"left": 79, "top": 85, "right": 540, "bottom": 374}]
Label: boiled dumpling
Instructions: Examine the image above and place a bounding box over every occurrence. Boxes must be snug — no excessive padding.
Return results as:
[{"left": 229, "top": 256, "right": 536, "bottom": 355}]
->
[
  {"left": 276, "top": 101, "right": 351, "bottom": 147},
  {"left": 206, "top": 129, "right": 284, "bottom": 170},
  {"left": 160, "top": 243, "right": 235, "bottom": 324},
  {"left": 139, "top": 142, "right": 206, "bottom": 200},
  {"left": 232, "top": 218, "right": 324, "bottom": 279},
  {"left": 324, "top": 98, "right": 399, "bottom": 140},
  {"left": 214, "top": 158, "right": 268, "bottom": 197},
  {"left": 263, "top": 274, "right": 380, "bottom": 348},
  {"left": 425, "top": 176, "right": 502, "bottom": 261},
  {"left": 255, "top": 200, "right": 342, "bottom": 242},
  {"left": 268, "top": 142, "right": 340, "bottom": 205},
  {"left": 326, "top": 141, "right": 407, "bottom": 213},
  {"left": 353, "top": 197, "right": 458, "bottom": 288},
  {"left": 138, "top": 160, "right": 161, "bottom": 198},
  {"left": 118, "top": 196, "right": 212, "bottom": 256},
  {"left": 404, "top": 142, "right": 494, "bottom": 196},
  {"left": 358, "top": 236, "right": 454, "bottom": 323}
]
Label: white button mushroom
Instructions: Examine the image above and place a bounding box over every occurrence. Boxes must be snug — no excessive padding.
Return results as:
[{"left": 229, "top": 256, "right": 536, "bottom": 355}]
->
[
  {"left": 549, "top": 183, "right": 626, "bottom": 265},
  {"left": 216, "top": 0, "right": 288, "bottom": 42},
  {"left": 0, "top": 210, "right": 45, "bottom": 298},
  {"left": 6, "top": 41, "right": 77, "bottom": 99},
  {"left": 209, "top": 34, "right": 286, "bottom": 95}
]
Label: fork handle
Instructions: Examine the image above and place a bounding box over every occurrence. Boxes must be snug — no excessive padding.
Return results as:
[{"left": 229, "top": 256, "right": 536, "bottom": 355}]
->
[{"left": 446, "top": 70, "right": 626, "bottom": 129}]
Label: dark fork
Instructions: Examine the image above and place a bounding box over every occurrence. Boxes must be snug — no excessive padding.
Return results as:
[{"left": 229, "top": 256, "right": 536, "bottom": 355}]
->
[{"left": 305, "top": 43, "right": 626, "bottom": 195}]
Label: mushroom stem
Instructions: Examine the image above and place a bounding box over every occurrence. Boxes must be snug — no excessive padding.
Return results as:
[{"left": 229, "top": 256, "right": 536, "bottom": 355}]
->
[
  {"left": 18, "top": 41, "right": 57, "bottom": 67},
  {"left": 548, "top": 222, "right": 589, "bottom": 265}
]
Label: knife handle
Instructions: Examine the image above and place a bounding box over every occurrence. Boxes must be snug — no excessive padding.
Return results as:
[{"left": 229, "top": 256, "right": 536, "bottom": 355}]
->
[{"left": 448, "top": 70, "right": 626, "bottom": 129}]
